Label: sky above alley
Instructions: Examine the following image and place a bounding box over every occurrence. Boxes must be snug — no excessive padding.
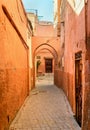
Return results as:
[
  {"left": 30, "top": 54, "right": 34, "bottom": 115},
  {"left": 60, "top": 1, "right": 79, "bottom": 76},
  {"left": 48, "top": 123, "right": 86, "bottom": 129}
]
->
[{"left": 22, "top": 0, "right": 54, "bottom": 22}]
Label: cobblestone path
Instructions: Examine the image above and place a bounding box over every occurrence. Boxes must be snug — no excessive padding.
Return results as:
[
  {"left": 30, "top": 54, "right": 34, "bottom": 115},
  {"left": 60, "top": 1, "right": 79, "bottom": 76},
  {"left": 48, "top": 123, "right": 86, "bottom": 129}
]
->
[{"left": 9, "top": 74, "right": 81, "bottom": 130}]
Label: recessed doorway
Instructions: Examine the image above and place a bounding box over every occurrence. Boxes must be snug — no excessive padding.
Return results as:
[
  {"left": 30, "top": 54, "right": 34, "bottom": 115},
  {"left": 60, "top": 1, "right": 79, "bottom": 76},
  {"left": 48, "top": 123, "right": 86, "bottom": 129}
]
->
[
  {"left": 75, "top": 52, "right": 82, "bottom": 126},
  {"left": 45, "top": 58, "right": 53, "bottom": 73}
]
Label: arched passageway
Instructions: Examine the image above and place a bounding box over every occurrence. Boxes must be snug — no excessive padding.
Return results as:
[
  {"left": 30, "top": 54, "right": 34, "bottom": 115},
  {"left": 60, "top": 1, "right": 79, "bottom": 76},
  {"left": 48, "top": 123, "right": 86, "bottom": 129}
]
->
[
  {"left": 34, "top": 43, "right": 58, "bottom": 58},
  {"left": 33, "top": 43, "right": 58, "bottom": 87}
]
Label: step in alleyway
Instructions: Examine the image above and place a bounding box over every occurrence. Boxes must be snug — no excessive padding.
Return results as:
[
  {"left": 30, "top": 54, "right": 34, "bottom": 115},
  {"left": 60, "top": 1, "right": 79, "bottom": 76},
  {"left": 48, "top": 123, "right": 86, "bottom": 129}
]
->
[{"left": 9, "top": 74, "right": 81, "bottom": 130}]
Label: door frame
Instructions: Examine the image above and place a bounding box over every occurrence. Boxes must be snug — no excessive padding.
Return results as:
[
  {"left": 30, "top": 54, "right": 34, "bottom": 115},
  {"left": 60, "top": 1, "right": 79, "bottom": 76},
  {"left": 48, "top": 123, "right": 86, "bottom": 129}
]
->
[
  {"left": 75, "top": 51, "right": 82, "bottom": 126},
  {"left": 45, "top": 58, "right": 53, "bottom": 73}
]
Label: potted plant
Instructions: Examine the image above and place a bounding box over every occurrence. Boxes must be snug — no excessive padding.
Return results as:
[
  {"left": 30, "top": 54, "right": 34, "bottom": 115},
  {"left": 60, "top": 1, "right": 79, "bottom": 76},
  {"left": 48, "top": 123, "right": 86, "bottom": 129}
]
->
[{"left": 36, "top": 60, "right": 41, "bottom": 76}]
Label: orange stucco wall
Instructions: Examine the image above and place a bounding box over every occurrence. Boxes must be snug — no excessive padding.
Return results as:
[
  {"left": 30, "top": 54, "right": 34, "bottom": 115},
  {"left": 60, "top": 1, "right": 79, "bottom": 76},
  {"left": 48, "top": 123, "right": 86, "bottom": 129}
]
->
[{"left": 0, "top": 0, "right": 30, "bottom": 129}]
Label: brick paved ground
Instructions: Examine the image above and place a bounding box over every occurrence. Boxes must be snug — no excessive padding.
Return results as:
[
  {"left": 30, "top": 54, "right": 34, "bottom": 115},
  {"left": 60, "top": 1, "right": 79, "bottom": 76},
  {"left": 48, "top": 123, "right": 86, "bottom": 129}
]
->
[{"left": 9, "top": 74, "right": 81, "bottom": 130}]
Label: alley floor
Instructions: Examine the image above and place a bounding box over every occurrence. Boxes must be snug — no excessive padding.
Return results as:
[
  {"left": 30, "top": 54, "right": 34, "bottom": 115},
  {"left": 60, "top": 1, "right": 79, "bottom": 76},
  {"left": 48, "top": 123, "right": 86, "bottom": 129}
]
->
[{"left": 9, "top": 74, "right": 81, "bottom": 130}]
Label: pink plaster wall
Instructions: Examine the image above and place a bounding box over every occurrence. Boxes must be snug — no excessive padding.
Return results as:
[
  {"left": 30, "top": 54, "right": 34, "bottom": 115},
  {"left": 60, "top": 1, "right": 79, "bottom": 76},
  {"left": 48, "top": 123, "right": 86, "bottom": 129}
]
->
[{"left": 54, "top": 2, "right": 90, "bottom": 130}]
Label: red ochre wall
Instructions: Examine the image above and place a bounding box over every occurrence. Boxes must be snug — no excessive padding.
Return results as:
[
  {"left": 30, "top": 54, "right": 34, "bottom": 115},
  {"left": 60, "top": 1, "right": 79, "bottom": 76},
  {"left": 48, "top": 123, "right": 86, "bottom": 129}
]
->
[{"left": 0, "top": 0, "right": 29, "bottom": 129}]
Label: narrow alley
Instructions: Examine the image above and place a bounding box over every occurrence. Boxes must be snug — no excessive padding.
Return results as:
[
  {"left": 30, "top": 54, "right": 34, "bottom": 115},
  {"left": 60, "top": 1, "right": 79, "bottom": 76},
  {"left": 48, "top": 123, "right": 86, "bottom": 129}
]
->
[
  {"left": 9, "top": 75, "right": 80, "bottom": 130},
  {"left": 0, "top": 0, "right": 90, "bottom": 130}
]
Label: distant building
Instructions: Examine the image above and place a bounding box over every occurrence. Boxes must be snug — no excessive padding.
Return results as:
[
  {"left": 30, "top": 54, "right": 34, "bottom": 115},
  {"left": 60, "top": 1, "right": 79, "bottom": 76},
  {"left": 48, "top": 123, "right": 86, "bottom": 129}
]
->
[
  {"left": 53, "top": 0, "right": 61, "bottom": 37},
  {"left": 27, "top": 12, "right": 38, "bottom": 35}
]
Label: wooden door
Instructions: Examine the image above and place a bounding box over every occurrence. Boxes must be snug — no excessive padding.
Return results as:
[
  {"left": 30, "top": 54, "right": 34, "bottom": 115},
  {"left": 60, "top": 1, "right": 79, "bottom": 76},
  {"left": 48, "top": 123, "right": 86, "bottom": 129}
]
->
[
  {"left": 75, "top": 53, "right": 82, "bottom": 126},
  {"left": 45, "top": 59, "right": 52, "bottom": 73}
]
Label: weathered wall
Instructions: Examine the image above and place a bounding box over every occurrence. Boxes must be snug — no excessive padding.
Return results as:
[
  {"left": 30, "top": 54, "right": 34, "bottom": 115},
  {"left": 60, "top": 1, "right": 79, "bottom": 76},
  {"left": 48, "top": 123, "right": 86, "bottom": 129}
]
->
[
  {"left": 54, "top": 1, "right": 90, "bottom": 129},
  {"left": 63, "top": 2, "right": 86, "bottom": 113},
  {"left": 82, "top": 1, "right": 90, "bottom": 130},
  {"left": 0, "top": 0, "right": 29, "bottom": 129},
  {"left": 56, "top": 1, "right": 86, "bottom": 110}
]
